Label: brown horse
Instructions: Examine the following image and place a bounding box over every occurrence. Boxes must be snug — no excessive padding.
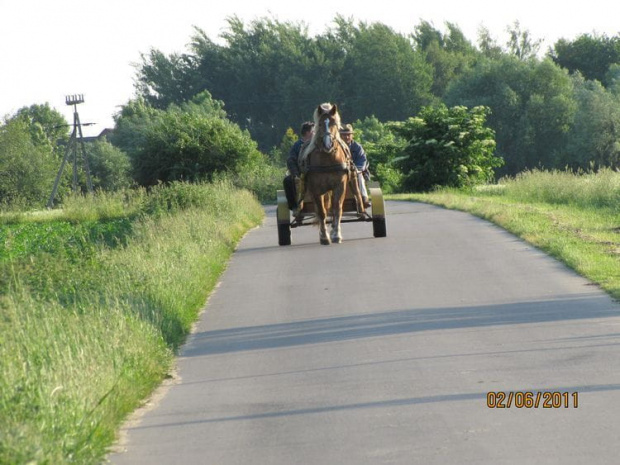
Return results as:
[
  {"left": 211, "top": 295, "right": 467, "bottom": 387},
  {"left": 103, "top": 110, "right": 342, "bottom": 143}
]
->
[{"left": 299, "top": 103, "right": 365, "bottom": 245}]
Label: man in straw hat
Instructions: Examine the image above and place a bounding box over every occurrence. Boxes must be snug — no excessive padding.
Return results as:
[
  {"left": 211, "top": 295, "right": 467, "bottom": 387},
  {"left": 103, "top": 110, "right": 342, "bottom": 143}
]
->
[
  {"left": 340, "top": 123, "right": 371, "bottom": 208},
  {"left": 283, "top": 121, "right": 314, "bottom": 212}
]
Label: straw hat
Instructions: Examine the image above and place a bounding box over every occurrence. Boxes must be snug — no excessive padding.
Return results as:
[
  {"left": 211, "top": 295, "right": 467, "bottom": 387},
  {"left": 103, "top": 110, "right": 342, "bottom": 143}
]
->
[{"left": 340, "top": 123, "right": 354, "bottom": 134}]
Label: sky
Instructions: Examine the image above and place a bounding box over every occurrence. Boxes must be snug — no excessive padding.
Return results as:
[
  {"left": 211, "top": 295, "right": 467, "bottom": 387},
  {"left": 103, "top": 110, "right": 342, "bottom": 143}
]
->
[{"left": 1, "top": 0, "right": 619, "bottom": 137}]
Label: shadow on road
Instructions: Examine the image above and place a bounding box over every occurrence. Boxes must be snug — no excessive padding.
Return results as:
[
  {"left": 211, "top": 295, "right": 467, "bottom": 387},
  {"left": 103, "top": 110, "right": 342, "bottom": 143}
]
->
[
  {"left": 133, "top": 382, "right": 620, "bottom": 429},
  {"left": 183, "top": 294, "right": 619, "bottom": 357}
]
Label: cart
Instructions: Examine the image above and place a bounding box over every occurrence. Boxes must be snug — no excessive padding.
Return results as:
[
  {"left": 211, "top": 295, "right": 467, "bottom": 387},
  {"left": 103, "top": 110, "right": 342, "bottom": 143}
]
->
[{"left": 276, "top": 181, "right": 386, "bottom": 246}]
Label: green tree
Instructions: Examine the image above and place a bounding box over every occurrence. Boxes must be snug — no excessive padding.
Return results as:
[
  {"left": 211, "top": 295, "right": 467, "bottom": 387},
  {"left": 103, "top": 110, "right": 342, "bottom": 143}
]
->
[
  {"left": 85, "top": 140, "right": 132, "bottom": 191},
  {"left": 561, "top": 74, "right": 620, "bottom": 169},
  {"left": 350, "top": 116, "right": 405, "bottom": 192},
  {"left": 550, "top": 33, "right": 620, "bottom": 84},
  {"left": 114, "top": 94, "right": 262, "bottom": 186},
  {"left": 336, "top": 19, "right": 434, "bottom": 121},
  {"left": 14, "top": 103, "right": 69, "bottom": 147},
  {"left": 392, "top": 105, "right": 501, "bottom": 191},
  {"left": 0, "top": 118, "right": 57, "bottom": 207},
  {"left": 272, "top": 127, "right": 297, "bottom": 166},
  {"left": 111, "top": 97, "right": 165, "bottom": 161},
  {"left": 445, "top": 56, "right": 576, "bottom": 174},
  {"left": 413, "top": 21, "right": 478, "bottom": 98},
  {"left": 134, "top": 16, "right": 437, "bottom": 149},
  {"left": 477, "top": 26, "right": 504, "bottom": 59},
  {"left": 505, "top": 21, "right": 542, "bottom": 61},
  {"left": 136, "top": 49, "right": 201, "bottom": 110}
]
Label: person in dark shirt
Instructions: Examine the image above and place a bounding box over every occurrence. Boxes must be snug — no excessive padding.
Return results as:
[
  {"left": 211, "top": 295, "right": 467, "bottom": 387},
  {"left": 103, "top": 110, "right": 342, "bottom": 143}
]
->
[
  {"left": 283, "top": 121, "right": 314, "bottom": 210},
  {"left": 340, "top": 124, "right": 371, "bottom": 207}
]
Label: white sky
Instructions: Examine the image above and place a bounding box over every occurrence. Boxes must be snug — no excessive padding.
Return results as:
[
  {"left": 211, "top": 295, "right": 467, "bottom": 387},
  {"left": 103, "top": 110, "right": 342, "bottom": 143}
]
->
[{"left": 1, "top": 0, "right": 618, "bottom": 136}]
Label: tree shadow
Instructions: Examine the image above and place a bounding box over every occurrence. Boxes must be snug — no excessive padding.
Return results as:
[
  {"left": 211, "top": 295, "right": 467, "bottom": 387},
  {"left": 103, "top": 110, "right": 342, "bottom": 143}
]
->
[{"left": 183, "top": 294, "right": 619, "bottom": 357}]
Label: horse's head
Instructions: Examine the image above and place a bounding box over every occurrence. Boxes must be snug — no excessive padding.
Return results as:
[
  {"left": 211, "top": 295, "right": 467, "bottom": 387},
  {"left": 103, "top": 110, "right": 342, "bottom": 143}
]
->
[{"left": 313, "top": 103, "right": 342, "bottom": 152}]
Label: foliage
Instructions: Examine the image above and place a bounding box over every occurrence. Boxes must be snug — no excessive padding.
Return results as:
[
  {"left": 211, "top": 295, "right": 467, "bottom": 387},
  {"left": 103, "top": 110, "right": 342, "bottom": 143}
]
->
[
  {"left": 113, "top": 92, "right": 262, "bottom": 186},
  {"left": 13, "top": 102, "right": 69, "bottom": 147},
  {"left": 0, "top": 118, "right": 57, "bottom": 208},
  {"left": 413, "top": 21, "right": 478, "bottom": 98},
  {"left": 350, "top": 116, "right": 405, "bottom": 193},
  {"left": 336, "top": 20, "right": 435, "bottom": 121},
  {"left": 392, "top": 105, "right": 502, "bottom": 191},
  {"left": 135, "top": 16, "right": 437, "bottom": 149},
  {"left": 0, "top": 182, "right": 263, "bottom": 464},
  {"left": 505, "top": 21, "right": 543, "bottom": 61},
  {"left": 129, "top": 16, "right": 620, "bottom": 176},
  {"left": 499, "top": 167, "right": 620, "bottom": 210},
  {"left": 550, "top": 33, "right": 620, "bottom": 84},
  {"left": 445, "top": 56, "right": 576, "bottom": 175},
  {"left": 85, "top": 140, "right": 132, "bottom": 191},
  {"left": 560, "top": 75, "right": 620, "bottom": 169},
  {"left": 271, "top": 127, "right": 297, "bottom": 166}
]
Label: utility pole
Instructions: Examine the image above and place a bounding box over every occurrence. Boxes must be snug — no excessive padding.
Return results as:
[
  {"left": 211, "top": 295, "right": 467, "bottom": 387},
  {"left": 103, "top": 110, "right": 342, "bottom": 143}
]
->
[{"left": 47, "top": 94, "right": 94, "bottom": 208}]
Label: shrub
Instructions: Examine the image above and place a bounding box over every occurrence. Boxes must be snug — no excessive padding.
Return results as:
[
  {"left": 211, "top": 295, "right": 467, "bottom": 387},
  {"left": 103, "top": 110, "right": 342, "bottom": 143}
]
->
[{"left": 393, "top": 105, "right": 503, "bottom": 191}]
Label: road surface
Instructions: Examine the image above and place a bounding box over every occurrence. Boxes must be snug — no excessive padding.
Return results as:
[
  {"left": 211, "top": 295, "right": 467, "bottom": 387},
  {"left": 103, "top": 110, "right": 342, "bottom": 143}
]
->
[{"left": 109, "top": 201, "right": 620, "bottom": 464}]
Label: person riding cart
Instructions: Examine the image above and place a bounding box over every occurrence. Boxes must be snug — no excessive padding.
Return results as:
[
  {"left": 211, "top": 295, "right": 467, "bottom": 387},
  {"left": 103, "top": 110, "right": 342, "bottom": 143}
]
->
[
  {"left": 340, "top": 124, "right": 371, "bottom": 208},
  {"left": 283, "top": 121, "right": 314, "bottom": 213}
]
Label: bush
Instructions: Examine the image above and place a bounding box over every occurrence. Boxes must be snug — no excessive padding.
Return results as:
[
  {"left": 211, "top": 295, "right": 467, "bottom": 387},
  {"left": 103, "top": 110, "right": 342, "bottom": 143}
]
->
[
  {"left": 0, "top": 118, "right": 57, "bottom": 208},
  {"left": 86, "top": 140, "right": 132, "bottom": 191},
  {"left": 393, "top": 104, "right": 503, "bottom": 191}
]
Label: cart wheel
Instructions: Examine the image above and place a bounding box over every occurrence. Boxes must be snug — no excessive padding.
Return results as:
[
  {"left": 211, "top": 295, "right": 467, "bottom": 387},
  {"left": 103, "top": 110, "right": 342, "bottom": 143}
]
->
[
  {"left": 278, "top": 223, "right": 291, "bottom": 246},
  {"left": 276, "top": 189, "right": 292, "bottom": 246},
  {"left": 373, "top": 217, "right": 386, "bottom": 238},
  {"left": 369, "top": 186, "right": 386, "bottom": 238}
]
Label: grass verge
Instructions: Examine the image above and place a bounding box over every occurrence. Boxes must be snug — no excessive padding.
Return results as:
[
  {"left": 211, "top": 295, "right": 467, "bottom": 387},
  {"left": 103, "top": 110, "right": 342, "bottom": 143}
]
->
[
  {"left": 389, "top": 169, "right": 620, "bottom": 301},
  {"left": 0, "top": 181, "right": 264, "bottom": 464}
]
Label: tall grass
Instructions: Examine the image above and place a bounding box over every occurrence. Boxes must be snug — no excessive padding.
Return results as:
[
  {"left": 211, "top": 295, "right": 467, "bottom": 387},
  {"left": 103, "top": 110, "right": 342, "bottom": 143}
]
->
[
  {"left": 0, "top": 181, "right": 264, "bottom": 463},
  {"left": 498, "top": 167, "right": 620, "bottom": 210},
  {"left": 215, "top": 162, "right": 284, "bottom": 204}
]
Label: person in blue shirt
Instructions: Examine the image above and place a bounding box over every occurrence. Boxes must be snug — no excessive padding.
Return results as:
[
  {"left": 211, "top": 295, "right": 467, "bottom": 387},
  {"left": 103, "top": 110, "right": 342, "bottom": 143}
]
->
[
  {"left": 340, "top": 124, "right": 371, "bottom": 207},
  {"left": 283, "top": 121, "right": 314, "bottom": 210}
]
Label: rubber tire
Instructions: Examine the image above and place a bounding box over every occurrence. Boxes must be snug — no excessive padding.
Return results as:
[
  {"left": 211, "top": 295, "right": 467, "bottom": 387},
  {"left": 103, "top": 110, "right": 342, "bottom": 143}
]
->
[
  {"left": 372, "top": 217, "right": 386, "bottom": 238},
  {"left": 278, "top": 223, "right": 291, "bottom": 246}
]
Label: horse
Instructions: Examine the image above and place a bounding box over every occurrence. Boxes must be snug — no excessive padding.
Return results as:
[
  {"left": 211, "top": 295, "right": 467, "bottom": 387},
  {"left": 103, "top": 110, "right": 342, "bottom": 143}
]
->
[{"left": 298, "top": 103, "right": 366, "bottom": 245}]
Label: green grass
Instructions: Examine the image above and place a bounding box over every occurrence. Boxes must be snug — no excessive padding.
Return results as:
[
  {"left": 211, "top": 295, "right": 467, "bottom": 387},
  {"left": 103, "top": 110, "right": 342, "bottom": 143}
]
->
[
  {"left": 0, "top": 181, "right": 264, "bottom": 464},
  {"left": 389, "top": 168, "right": 620, "bottom": 301}
]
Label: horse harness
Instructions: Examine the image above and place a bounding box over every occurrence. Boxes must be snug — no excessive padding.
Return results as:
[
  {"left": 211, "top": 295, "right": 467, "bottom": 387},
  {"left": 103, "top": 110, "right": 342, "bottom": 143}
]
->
[{"left": 298, "top": 138, "right": 354, "bottom": 174}]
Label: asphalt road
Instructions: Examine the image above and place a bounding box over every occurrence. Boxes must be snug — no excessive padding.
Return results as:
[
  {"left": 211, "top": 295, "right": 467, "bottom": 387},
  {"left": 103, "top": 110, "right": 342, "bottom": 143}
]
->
[{"left": 109, "top": 201, "right": 620, "bottom": 464}]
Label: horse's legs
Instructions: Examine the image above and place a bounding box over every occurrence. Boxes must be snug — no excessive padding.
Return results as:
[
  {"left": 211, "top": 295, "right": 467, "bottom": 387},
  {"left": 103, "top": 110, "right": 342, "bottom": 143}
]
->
[
  {"left": 315, "top": 194, "right": 330, "bottom": 245},
  {"left": 330, "top": 182, "right": 345, "bottom": 244}
]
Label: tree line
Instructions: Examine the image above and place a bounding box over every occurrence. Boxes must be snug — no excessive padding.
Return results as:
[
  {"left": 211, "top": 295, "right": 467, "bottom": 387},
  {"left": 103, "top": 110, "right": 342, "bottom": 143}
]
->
[
  {"left": 2, "top": 16, "right": 620, "bottom": 207},
  {"left": 135, "top": 16, "right": 620, "bottom": 174}
]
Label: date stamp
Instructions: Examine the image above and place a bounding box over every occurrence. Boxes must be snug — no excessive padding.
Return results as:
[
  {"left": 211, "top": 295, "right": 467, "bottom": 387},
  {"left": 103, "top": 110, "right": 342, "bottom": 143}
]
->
[{"left": 487, "top": 391, "right": 579, "bottom": 409}]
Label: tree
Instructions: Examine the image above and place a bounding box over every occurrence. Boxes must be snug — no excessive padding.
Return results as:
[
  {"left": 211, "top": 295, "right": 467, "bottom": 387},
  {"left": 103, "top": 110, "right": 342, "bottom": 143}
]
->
[
  {"left": 337, "top": 20, "right": 434, "bottom": 121},
  {"left": 477, "top": 26, "right": 503, "bottom": 59},
  {"left": 136, "top": 49, "right": 201, "bottom": 110},
  {"left": 85, "top": 140, "right": 132, "bottom": 191},
  {"left": 134, "top": 15, "right": 437, "bottom": 150},
  {"left": 111, "top": 97, "right": 165, "bottom": 161},
  {"left": 561, "top": 74, "right": 620, "bottom": 169},
  {"left": 351, "top": 115, "right": 405, "bottom": 193},
  {"left": 445, "top": 56, "right": 576, "bottom": 174},
  {"left": 505, "top": 21, "right": 542, "bottom": 61},
  {"left": 550, "top": 33, "right": 620, "bottom": 84},
  {"left": 413, "top": 21, "right": 478, "bottom": 97},
  {"left": 113, "top": 93, "right": 263, "bottom": 186},
  {"left": 0, "top": 118, "right": 57, "bottom": 207},
  {"left": 392, "top": 105, "right": 502, "bottom": 191},
  {"left": 13, "top": 103, "right": 69, "bottom": 147}
]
